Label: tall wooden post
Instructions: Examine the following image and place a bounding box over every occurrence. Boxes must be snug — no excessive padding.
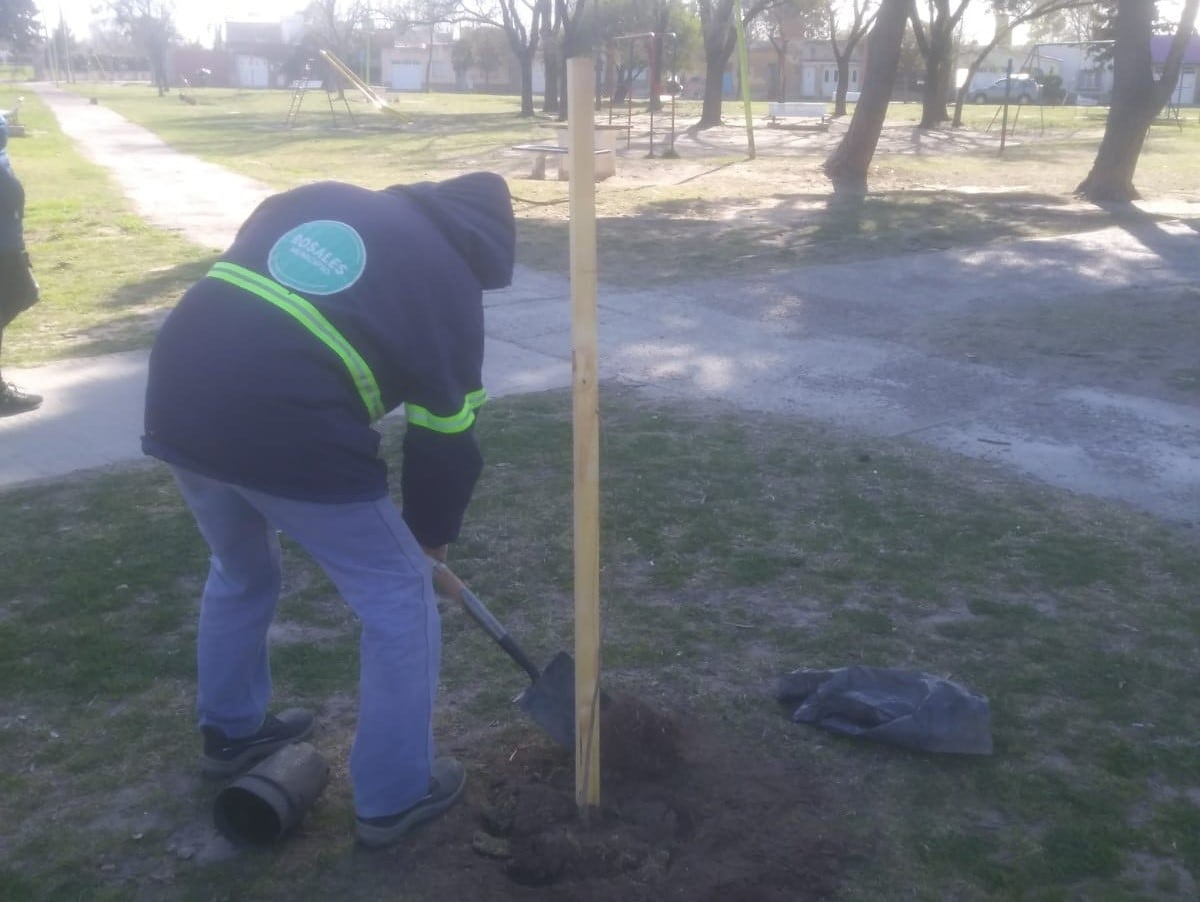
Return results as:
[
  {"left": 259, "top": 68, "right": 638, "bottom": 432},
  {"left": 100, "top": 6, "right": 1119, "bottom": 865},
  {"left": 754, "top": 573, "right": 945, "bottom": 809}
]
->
[
  {"left": 733, "top": 0, "right": 757, "bottom": 159},
  {"left": 567, "top": 56, "right": 601, "bottom": 812}
]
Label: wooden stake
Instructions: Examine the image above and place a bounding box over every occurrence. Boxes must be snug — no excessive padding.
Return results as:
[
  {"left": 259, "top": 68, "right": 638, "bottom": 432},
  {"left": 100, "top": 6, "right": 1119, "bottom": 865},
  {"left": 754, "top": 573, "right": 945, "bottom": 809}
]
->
[
  {"left": 567, "top": 55, "right": 601, "bottom": 812},
  {"left": 733, "top": 0, "right": 756, "bottom": 159}
]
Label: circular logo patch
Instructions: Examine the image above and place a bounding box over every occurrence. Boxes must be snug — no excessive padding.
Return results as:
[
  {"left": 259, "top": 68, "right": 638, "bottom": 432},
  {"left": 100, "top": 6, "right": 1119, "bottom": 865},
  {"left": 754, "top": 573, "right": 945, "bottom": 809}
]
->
[{"left": 267, "top": 220, "right": 366, "bottom": 295}]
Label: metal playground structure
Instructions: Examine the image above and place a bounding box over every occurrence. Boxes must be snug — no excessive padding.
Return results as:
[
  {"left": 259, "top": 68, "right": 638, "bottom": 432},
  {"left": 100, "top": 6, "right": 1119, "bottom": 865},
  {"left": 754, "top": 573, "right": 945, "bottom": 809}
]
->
[
  {"left": 606, "top": 31, "right": 681, "bottom": 158},
  {"left": 285, "top": 48, "right": 403, "bottom": 128}
]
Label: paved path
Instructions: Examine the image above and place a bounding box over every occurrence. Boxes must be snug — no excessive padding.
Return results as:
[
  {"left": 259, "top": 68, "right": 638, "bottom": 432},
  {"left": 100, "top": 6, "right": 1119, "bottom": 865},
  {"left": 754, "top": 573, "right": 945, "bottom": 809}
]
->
[{"left": 2, "top": 83, "right": 1198, "bottom": 527}]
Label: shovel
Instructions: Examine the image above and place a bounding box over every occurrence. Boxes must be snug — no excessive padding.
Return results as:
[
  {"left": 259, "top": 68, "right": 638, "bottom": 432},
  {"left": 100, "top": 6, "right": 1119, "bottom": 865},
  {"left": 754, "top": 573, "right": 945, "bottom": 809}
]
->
[{"left": 430, "top": 561, "right": 575, "bottom": 748}]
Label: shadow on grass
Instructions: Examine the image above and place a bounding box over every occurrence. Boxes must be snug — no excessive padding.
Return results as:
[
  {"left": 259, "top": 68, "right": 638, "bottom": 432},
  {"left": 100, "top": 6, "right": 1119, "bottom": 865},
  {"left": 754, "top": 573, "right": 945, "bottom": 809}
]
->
[
  {"left": 1102, "top": 200, "right": 1200, "bottom": 258},
  {"left": 517, "top": 186, "right": 1152, "bottom": 285},
  {"left": 134, "top": 107, "right": 536, "bottom": 159},
  {"left": 33, "top": 255, "right": 218, "bottom": 362},
  {"left": 103, "top": 256, "right": 216, "bottom": 311}
]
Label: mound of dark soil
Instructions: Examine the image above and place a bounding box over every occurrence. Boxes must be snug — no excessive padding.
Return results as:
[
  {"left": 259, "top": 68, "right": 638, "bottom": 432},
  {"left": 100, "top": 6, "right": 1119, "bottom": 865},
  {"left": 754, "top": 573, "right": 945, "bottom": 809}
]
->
[{"left": 396, "top": 697, "right": 855, "bottom": 901}]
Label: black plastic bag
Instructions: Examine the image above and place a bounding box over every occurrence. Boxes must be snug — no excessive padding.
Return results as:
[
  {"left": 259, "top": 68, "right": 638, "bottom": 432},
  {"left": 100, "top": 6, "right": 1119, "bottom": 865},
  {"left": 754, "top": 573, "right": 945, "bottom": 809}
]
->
[{"left": 776, "top": 665, "right": 993, "bottom": 755}]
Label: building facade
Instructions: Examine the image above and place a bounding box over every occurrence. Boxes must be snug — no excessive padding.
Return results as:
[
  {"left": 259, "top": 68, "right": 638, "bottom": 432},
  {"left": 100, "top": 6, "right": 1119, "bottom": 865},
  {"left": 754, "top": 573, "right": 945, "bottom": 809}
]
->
[{"left": 749, "top": 37, "right": 869, "bottom": 101}]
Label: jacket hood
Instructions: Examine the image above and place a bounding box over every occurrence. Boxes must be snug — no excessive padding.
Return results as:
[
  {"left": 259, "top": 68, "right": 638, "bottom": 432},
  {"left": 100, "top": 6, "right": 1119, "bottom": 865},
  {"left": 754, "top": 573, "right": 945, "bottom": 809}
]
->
[{"left": 386, "top": 172, "right": 515, "bottom": 290}]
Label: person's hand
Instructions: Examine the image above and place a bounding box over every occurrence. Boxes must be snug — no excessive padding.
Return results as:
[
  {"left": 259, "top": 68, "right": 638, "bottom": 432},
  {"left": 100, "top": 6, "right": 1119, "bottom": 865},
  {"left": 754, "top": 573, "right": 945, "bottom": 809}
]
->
[{"left": 423, "top": 544, "right": 448, "bottom": 564}]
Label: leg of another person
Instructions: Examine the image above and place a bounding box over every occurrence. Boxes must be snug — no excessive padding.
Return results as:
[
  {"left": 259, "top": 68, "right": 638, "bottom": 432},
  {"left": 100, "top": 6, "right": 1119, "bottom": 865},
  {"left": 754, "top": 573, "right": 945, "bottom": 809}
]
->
[
  {"left": 0, "top": 325, "right": 43, "bottom": 414},
  {"left": 0, "top": 253, "right": 44, "bottom": 415}
]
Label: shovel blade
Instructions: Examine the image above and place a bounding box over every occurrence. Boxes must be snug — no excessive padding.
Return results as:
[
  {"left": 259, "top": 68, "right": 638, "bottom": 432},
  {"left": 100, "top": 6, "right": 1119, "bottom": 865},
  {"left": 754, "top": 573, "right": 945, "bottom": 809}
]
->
[{"left": 517, "top": 651, "right": 576, "bottom": 748}]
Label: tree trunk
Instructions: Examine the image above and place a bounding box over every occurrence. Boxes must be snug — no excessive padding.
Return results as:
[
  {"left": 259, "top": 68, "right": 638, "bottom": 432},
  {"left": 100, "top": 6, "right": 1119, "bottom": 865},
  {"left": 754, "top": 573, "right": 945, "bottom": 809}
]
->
[
  {"left": 775, "top": 46, "right": 788, "bottom": 101},
  {"left": 917, "top": 26, "right": 952, "bottom": 128},
  {"left": 543, "top": 50, "right": 560, "bottom": 113},
  {"left": 951, "top": 51, "right": 990, "bottom": 127},
  {"left": 649, "top": 34, "right": 665, "bottom": 112},
  {"left": 833, "top": 56, "right": 851, "bottom": 116},
  {"left": 519, "top": 51, "right": 536, "bottom": 116},
  {"left": 824, "top": 0, "right": 909, "bottom": 191},
  {"left": 1076, "top": 0, "right": 1199, "bottom": 201},
  {"left": 698, "top": 45, "right": 728, "bottom": 127},
  {"left": 557, "top": 57, "right": 569, "bottom": 121},
  {"left": 649, "top": 8, "right": 675, "bottom": 113},
  {"left": 424, "top": 33, "right": 434, "bottom": 93},
  {"left": 1075, "top": 108, "right": 1155, "bottom": 201},
  {"left": 613, "top": 67, "right": 629, "bottom": 105},
  {"left": 153, "top": 51, "right": 168, "bottom": 96}
]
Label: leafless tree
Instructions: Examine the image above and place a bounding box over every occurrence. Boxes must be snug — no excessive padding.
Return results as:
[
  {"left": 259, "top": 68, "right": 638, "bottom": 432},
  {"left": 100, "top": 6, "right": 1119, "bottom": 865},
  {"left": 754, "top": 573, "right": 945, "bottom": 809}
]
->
[
  {"left": 302, "top": 0, "right": 371, "bottom": 97},
  {"left": 458, "top": 0, "right": 550, "bottom": 116},
  {"left": 105, "top": 0, "right": 177, "bottom": 95},
  {"left": 828, "top": 0, "right": 880, "bottom": 115},
  {"left": 1025, "top": 3, "right": 1101, "bottom": 43},
  {"left": 453, "top": 24, "right": 508, "bottom": 87},
  {"left": 379, "top": 1, "right": 460, "bottom": 91},
  {"left": 595, "top": 0, "right": 696, "bottom": 110}
]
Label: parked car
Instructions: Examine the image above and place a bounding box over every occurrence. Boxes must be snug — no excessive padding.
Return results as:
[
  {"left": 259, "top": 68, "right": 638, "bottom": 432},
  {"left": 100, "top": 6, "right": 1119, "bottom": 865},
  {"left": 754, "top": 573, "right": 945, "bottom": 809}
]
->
[{"left": 972, "top": 75, "right": 1042, "bottom": 105}]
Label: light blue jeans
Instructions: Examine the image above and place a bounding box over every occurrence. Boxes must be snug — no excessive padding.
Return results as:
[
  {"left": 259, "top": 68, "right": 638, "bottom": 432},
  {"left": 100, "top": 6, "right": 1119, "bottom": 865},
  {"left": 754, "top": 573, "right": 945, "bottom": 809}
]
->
[{"left": 171, "top": 465, "right": 440, "bottom": 819}]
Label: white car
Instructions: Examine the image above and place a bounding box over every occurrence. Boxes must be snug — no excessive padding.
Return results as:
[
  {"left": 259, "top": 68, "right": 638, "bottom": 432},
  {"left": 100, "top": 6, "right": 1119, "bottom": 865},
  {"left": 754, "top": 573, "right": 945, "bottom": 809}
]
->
[{"left": 972, "top": 76, "right": 1042, "bottom": 105}]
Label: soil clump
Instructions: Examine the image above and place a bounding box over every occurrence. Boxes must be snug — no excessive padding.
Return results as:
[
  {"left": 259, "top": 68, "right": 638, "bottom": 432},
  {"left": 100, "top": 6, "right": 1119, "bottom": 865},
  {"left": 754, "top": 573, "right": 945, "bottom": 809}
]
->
[{"left": 434, "top": 706, "right": 853, "bottom": 900}]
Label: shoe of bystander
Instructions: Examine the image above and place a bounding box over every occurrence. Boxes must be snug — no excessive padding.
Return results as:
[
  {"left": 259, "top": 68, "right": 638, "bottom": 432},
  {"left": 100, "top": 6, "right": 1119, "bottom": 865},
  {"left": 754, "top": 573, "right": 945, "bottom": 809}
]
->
[{"left": 0, "top": 381, "right": 41, "bottom": 417}]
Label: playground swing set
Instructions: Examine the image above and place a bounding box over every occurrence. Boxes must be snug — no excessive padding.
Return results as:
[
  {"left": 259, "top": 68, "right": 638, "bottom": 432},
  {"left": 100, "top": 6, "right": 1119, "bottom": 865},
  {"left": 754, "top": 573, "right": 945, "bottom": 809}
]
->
[
  {"left": 985, "top": 39, "right": 1185, "bottom": 153},
  {"left": 605, "top": 31, "right": 681, "bottom": 159},
  {"left": 285, "top": 48, "right": 404, "bottom": 128}
]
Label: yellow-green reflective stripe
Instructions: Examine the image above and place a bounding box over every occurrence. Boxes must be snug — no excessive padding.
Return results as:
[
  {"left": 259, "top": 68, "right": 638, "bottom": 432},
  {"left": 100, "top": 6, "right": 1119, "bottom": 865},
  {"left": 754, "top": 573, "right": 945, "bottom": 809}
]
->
[
  {"left": 206, "top": 262, "right": 385, "bottom": 421},
  {"left": 406, "top": 388, "right": 487, "bottom": 435}
]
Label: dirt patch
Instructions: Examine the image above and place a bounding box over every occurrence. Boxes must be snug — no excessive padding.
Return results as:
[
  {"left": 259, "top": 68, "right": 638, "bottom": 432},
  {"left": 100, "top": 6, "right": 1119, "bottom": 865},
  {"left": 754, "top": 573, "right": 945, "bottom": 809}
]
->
[
  {"left": 414, "top": 707, "right": 855, "bottom": 901},
  {"left": 26, "top": 698, "right": 854, "bottom": 900},
  {"left": 599, "top": 692, "right": 684, "bottom": 779}
]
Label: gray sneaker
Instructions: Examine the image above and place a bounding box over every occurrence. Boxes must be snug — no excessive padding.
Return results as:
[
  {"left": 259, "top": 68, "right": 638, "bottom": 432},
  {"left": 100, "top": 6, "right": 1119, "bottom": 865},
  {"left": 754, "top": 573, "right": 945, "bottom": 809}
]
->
[{"left": 355, "top": 757, "right": 467, "bottom": 849}]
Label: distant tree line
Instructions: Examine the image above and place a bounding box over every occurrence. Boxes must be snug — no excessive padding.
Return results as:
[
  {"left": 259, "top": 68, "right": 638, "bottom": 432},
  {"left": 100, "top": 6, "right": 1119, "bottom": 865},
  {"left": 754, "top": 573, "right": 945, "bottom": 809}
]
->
[{"left": 16, "top": 0, "right": 1196, "bottom": 203}]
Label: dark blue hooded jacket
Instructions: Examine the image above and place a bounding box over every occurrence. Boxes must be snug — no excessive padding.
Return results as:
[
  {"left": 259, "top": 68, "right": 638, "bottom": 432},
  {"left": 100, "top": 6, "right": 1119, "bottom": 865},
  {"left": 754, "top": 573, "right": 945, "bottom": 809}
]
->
[{"left": 143, "top": 173, "right": 516, "bottom": 546}]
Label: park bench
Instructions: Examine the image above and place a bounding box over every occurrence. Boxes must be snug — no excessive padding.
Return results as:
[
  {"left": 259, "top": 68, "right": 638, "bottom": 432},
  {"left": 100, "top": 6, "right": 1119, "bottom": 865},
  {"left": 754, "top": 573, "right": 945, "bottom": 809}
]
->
[
  {"left": 766, "top": 101, "right": 829, "bottom": 128},
  {"left": 511, "top": 143, "right": 615, "bottom": 181}
]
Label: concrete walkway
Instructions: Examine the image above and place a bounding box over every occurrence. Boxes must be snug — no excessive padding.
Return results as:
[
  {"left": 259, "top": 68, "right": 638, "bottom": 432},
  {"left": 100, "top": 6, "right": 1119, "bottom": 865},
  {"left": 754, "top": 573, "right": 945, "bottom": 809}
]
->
[{"left": 3, "top": 83, "right": 1198, "bottom": 526}]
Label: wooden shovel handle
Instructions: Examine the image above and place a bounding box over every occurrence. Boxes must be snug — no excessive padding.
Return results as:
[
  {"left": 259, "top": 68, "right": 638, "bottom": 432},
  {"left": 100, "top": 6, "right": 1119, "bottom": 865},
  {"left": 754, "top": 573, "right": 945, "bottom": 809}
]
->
[{"left": 429, "top": 559, "right": 466, "bottom": 599}]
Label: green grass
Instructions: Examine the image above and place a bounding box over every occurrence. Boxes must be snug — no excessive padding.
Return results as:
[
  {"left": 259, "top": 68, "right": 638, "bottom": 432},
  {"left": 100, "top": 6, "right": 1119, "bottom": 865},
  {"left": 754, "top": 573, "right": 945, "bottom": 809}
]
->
[
  {"left": 0, "top": 84, "right": 1197, "bottom": 896},
  {"left": 0, "top": 90, "right": 212, "bottom": 367},
  {"left": 66, "top": 85, "right": 545, "bottom": 190},
  {"left": 3, "top": 388, "right": 1199, "bottom": 898},
  {"left": 2, "top": 83, "right": 1195, "bottom": 367},
  {"left": 54, "top": 83, "right": 1200, "bottom": 290}
]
